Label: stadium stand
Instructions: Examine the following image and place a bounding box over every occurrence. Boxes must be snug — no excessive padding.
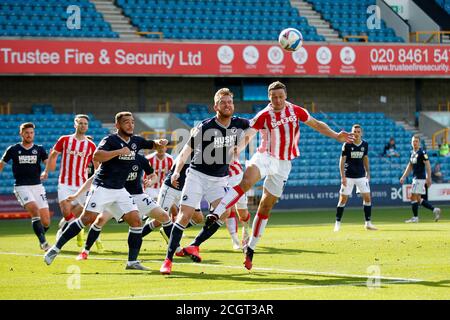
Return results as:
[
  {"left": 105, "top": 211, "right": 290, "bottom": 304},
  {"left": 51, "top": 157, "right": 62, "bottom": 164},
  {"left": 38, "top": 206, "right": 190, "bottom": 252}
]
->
[
  {"left": 435, "top": 0, "right": 450, "bottom": 14},
  {"left": 175, "top": 109, "right": 449, "bottom": 188},
  {"left": 0, "top": 0, "right": 118, "bottom": 38},
  {"left": 116, "top": 0, "right": 326, "bottom": 41},
  {"left": 305, "top": 0, "right": 404, "bottom": 42},
  {"left": 0, "top": 110, "right": 110, "bottom": 195}
]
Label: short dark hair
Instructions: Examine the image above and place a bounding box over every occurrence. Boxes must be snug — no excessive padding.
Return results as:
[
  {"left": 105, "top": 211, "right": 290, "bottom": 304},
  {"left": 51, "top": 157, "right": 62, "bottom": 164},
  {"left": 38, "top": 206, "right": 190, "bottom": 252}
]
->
[
  {"left": 115, "top": 111, "right": 133, "bottom": 123},
  {"left": 19, "top": 122, "right": 35, "bottom": 133},
  {"left": 268, "top": 81, "right": 287, "bottom": 94}
]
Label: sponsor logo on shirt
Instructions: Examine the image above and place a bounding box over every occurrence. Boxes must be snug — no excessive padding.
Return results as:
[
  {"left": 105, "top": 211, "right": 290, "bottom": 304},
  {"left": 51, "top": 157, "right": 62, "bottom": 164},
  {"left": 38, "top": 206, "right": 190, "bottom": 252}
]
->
[
  {"left": 271, "top": 115, "right": 297, "bottom": 129},
  {"left": 18, "top": 155, "right": 38, "bottom": 164}
]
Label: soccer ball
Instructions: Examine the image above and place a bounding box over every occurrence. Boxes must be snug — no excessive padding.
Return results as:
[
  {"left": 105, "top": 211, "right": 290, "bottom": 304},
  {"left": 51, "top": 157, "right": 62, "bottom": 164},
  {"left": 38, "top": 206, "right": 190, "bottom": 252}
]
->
[{"left": 278, "top": 28, "right": 303, "bottom": 52}]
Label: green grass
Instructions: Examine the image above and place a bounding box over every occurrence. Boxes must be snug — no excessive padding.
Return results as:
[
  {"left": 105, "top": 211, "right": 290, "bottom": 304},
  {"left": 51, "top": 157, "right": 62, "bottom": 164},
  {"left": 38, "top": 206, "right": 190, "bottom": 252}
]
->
[{"left": 0, "top": 206, "right": 449, "bottom": 300}]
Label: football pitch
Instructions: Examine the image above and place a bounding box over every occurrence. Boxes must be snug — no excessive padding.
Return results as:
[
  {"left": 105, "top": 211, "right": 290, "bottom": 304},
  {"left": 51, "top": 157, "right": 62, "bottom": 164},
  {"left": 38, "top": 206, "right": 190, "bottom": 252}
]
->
[{"left": 0, "top": 206, "right": 449, "bottom": 300}]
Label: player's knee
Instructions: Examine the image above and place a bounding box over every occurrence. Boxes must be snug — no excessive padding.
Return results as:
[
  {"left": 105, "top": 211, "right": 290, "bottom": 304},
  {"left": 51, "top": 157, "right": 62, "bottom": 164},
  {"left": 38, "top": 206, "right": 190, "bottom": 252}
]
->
[
  {"left": 96, "top": 215, "right": 109, "bottom": 226},
  {"left": 193, "top": 210, "right": 204, "bottom": 224},
  {"left": 81, "top": 212, "right": 97, "bottom": 226}
]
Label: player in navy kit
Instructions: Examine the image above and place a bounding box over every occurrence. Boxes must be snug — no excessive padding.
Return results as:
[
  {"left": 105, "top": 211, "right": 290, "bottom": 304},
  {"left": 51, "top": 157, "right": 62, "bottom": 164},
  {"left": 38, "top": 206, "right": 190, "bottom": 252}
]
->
[
  {"left": 143, "top": 160, "right": 204, "bottom": 243},
  {"left": 160, "top": 88, "right": 250, "bottom": 275},
  {"left": 334, "top": 124, "right": 377, "bottom": 231},
  {"left": 44, "top": 112, "right": 168, "bottom": 270},
  {"left": 0, "top": 122, "right": 51, "bottom": 251},
  {"left": 68, "top": 153, "right": 174, "bottom": 261},
  {"left": 400, "top": 135, "right": 441, "bottom": 223}
]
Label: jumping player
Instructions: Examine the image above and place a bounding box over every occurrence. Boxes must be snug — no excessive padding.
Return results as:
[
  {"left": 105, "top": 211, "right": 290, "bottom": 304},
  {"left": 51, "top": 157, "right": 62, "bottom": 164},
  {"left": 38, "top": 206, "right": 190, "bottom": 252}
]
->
[
  {"left": 210, "top": 81, "right": 354, "bottom": 270},
  {"left": 334, "top": 124, "right": 377, "bottom": 232},
  {"left": 0, "top": 122, "right": 51, "bottom": 251},
  {"left": 400, "top": 135, "right": 441, "bottom": 223}
]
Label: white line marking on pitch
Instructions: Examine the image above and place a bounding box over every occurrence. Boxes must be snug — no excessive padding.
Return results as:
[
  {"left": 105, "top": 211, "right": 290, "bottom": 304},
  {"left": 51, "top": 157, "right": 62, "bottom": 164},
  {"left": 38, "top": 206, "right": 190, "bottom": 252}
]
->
[
  {"left": 95, "top": 280, "right": 416, "bottom": 300},
  {"left": 0, "top": 251, "right": 424, "bottom": 284}
]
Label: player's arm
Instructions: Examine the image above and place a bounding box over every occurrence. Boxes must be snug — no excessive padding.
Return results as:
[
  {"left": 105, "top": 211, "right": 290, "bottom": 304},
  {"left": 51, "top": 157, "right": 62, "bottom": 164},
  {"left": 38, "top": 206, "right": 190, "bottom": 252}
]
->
[
  {"left": 171, "top": 143, "right": 192, "bottom": 188},
  {"left": 400, "top": 163, "right": 413, "bottom": 184},
  {"left": 41, "top": 149, "right": 60, "bottom": 180},
  {"left": 305, "top": 117, "right": 354, "bottom": 143},
  {"left": 340, "top": 155, "right": 347, "bottom": 187},
  {"left": 363, "top": 155, "right": 370, "bottom": 181},
  {"left": 66, "top": 175, "right": 95, "bottom": 202},
  {"left": 425, "top": 159, "right": 432, "bottom": 187},
  {"left": 0, "top": 147, "right": 12, "bottom": 173},
  {"left": 93, "top": 147, "right": 130, "bottom": 162},
  {"left": 236, "top": 128, "right": 258, "bottom": 154}
]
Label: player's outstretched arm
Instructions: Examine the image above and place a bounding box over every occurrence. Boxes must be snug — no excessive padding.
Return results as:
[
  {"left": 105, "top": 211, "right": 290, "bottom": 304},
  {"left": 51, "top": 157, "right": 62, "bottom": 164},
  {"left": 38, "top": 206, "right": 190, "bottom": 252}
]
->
[
  {"left": 305, "top": 117, "right": 354, "bottom": 143},
  {"left": 93, "top": 147, "right": 130, "bottom": 163}
]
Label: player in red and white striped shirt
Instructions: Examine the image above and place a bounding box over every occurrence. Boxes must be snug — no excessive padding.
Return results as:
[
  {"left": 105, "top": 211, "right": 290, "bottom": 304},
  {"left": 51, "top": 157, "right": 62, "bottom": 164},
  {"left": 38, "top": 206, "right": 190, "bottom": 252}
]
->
[
  {"left": 42, "top": 114, "right": 97, "bottom": 240},
  {"left": 145, "top": 144, "right": 173, "bottom": 200},
  {"left": 211, "top": 81, "right": 354, "bottom": 270}
]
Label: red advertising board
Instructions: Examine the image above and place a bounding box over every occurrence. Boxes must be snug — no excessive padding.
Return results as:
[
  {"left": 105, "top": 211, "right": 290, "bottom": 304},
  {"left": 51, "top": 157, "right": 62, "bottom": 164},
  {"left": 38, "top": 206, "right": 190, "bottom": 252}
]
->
[{"left": 0, "top": 39, "right": 449, "bottom": 77}]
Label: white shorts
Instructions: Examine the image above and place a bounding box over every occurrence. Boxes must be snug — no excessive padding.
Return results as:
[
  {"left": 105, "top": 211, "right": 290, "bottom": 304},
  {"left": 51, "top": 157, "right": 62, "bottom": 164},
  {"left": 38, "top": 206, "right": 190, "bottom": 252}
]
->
[
  {"left": 180, "top": 169, "right": 228, "bottom": 209},
  {"left": 144, "top": 187, "right": 160, "bottom": 200},
  {"left": 58, "top": 184, "right": 87, "bottom": 206},
  {"left": 228, "top": 172, "right": 248, "bottom": 210},
  {"left": 13, "top": 184, "right": 48, "bottom": 209},
  {"left": 131, "top": 193, "right": 160, "bottom": 219},
  {"left": 340, "top": 177, "right": 371, "bottom": 195},
  {"left": 84, "top": 185, "right": 138, "bottom": 222},
  {"left": 411, "top": 178, "right": 426, "bottom": 195},
  {"left": 248, "top": 152, "right": 291, "bottom": 198},
  {"left": 157, "top": 184, "right": 181, "bottom": 212}
]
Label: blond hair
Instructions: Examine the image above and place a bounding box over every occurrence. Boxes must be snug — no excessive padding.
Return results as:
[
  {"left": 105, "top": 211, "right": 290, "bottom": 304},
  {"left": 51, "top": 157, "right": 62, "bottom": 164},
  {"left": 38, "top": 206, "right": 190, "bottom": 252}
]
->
[
  {"left": 214, "top": 88, "right": 233, "bottom": 105},
  {"left": 115, "top": 111, "right": 133, "bottom": 123}
]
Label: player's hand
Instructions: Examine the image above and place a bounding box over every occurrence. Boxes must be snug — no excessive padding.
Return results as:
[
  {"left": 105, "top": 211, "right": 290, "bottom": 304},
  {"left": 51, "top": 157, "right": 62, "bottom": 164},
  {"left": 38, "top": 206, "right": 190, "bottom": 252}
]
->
[
  {"left": 171, "top": 172, "right": 180, "bottom": 188},
  {"left": 66, "top": 194, "right": 77, "bottom": 202},
  {"left": 366, "top": 174, "right": 370, "bottom": 182},
  {"left": 337, "top": 131, "right": 355, "bottom": 144},
  {"left": 144, "top": 173, "right": 158, "bottom": 188},
  {"left": 228, "top": 146, "right": 238, "bottom": 161},
  {"left": 154, "top": 139, "right": 168, "bottom": 147},
  {"left": 341, "top": 177, "right": 347, "bottom": 187},
  {"left": 399, "top": 177, "right": 405, "bottom": 184},
  {"left": 117, "top": 146, "right": 131, "bottom": 156},
  {"left": 426, "top": 178, "right": 432, "bottom": 187},
  {"left": 40, "top": 170, "right": 48, "bottom": 181}
]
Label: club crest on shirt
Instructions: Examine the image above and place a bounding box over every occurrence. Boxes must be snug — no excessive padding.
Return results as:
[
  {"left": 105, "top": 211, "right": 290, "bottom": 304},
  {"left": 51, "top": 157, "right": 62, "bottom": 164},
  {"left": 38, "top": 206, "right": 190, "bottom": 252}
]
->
[
  {"left": 32, "top": 149, "right": 38, "bottom": 155},
  {"left": 132, "top": 165, "right": 139, "bottom": 171},
  {"left": 131, "top": 143, "right": 137, "bottom": 150}
]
